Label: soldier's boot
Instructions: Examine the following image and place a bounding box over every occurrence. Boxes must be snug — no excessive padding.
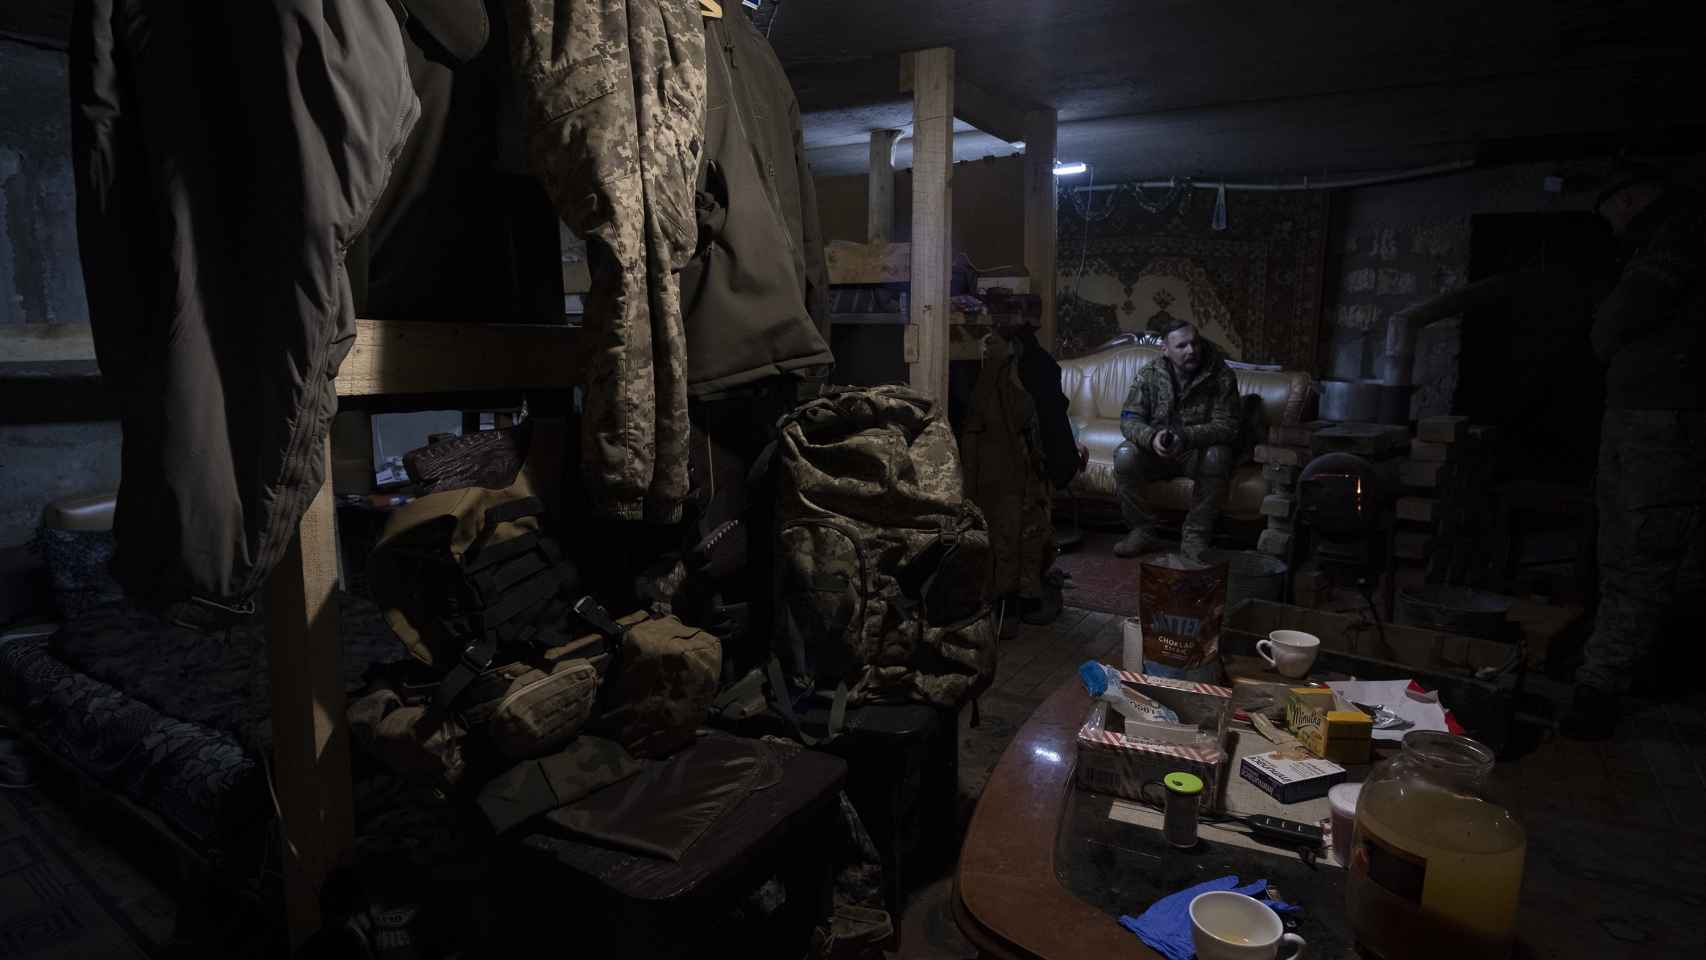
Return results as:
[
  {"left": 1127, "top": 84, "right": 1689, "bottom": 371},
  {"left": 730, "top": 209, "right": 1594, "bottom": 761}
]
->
[{"left": 1114, "top": 527, "right": 1157, "bottom": 558}]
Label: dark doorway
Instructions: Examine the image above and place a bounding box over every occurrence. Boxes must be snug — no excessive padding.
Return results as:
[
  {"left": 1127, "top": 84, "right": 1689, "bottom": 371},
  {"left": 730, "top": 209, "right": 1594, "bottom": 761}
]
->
[{"left": 1458, "top": 212, "right": 1616, "bottom": 482}]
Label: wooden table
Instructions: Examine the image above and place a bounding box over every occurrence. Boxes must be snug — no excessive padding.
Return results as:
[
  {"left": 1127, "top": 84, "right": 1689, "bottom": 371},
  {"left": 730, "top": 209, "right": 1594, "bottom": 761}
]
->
[{"left": 954, "top": 677, "right": 1149, "bottom": 959}]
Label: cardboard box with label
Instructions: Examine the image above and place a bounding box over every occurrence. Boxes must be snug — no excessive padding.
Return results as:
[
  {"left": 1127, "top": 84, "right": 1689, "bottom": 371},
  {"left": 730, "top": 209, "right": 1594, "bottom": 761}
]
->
[{"left": 1285, "top": 687, "right": 1373, "bottom": 765}]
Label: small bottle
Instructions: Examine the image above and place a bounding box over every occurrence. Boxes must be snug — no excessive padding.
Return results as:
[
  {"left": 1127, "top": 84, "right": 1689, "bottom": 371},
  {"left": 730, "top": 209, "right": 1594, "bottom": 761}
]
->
[{"left": 1162, "top": 771, "right": 1203, "bottom": 848}]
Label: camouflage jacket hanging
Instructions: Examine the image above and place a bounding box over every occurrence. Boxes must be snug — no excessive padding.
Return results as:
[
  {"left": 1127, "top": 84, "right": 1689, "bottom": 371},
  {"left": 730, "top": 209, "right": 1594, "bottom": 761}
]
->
[{"left": 508, "top": 0, "right": 707, "bottom": 522}]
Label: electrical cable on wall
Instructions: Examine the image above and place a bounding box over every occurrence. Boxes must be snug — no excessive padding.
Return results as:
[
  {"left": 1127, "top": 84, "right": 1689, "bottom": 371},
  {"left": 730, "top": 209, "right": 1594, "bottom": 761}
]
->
[{"left": 1067, "top": 165, "right": 1119, "bottom": 299}]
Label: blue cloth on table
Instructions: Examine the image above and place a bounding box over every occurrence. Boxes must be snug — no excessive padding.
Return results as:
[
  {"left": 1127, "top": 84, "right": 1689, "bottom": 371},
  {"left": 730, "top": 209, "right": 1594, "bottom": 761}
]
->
[{"left": 1118, "top": 875, "right": 1298, "bottom": 960}]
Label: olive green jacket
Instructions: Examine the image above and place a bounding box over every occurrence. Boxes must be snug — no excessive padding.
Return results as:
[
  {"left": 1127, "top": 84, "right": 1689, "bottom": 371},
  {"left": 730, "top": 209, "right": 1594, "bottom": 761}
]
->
[{"left": 1118, "top": 340, "right": 1243, "bottom": 452}]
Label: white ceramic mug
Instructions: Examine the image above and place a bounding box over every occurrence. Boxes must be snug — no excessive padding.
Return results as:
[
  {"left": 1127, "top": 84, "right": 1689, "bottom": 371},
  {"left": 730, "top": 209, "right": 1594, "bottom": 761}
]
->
[
  {"left": 1189, "top": 891, "right": 1307, "bottom": 960},
  {"left": 1257, "top": 630, "right": 1320, "bottom": 679}
]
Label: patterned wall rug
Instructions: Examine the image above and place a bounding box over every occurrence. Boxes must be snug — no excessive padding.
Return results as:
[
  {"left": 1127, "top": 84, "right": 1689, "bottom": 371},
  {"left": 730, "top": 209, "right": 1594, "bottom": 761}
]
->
[{"left": 1055, "top": 185, "right": 1329, "bottom": 371}]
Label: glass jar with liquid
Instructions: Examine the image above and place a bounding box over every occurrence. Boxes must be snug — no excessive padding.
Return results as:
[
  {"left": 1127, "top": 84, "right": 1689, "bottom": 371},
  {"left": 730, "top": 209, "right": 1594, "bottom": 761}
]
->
[{"left": 1346, "top": 731, "right": 1526, "bottom": 960}]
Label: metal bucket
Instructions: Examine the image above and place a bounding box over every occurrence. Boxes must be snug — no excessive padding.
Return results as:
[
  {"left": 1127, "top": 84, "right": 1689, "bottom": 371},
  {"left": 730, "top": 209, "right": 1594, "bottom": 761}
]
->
[
  {"left": 1200, "top": 549, "right": 1287, "bottom": 606},
  {"left": 1396, "top": 585, "right": 1513, "bottom": 640}
]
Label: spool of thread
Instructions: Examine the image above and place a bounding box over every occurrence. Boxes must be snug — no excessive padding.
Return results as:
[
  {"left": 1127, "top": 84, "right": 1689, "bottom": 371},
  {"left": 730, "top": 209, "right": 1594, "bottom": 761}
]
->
[{"left": 1162, "top": 772, "right": 1203, "bottom": 848}]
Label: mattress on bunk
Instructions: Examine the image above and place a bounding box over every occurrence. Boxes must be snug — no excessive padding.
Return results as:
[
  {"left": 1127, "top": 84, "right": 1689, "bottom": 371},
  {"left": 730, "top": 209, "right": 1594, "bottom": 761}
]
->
[
  {"left": 48, "top": 592, "right": 407, "bottom": 751},
  {"left": 0, "top": 591, "right": 409, "bottom": 852}
]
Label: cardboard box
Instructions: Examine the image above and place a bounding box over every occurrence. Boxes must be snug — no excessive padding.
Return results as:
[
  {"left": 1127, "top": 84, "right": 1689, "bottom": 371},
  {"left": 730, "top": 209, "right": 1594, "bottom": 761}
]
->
[
  {"left": 1285, "top": 687, "right": 1374, "bottom": 765},
  {"left": 1075, "top": 670, "right": 1234, "bottom": 812},
  {"left": 1240, "top": 750, "right": 1347, "bottom": 803}
]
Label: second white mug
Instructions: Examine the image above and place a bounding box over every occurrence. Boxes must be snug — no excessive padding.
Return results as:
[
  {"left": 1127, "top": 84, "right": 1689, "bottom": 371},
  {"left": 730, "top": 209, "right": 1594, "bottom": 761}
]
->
[{"left": 1189, "top": 891, "right": 1307, "bottom": 960}]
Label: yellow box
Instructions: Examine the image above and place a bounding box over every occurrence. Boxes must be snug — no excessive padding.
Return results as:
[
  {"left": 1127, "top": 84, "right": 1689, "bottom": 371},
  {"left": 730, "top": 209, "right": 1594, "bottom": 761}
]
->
[{"left": 1284, "top": 687, "right": 1373, "bottom": 765}]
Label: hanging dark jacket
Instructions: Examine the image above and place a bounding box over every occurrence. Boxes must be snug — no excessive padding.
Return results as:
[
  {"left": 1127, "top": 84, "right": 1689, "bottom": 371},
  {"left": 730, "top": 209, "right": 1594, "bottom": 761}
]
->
[
  {"left": 962, "top": 335, "right": 1054, "bottom": 598},
  {"left": 507, "top": 0, "right": 707, "bottom": 522},
  {"left": 680, "top": 10, "right": 834, "bottom": 397},
  {"left": 1011, "top": 329, "right": 1078, "bottom": 490},
  {"left": 71, "top": 0, "right": 420, "bottom": 626}
]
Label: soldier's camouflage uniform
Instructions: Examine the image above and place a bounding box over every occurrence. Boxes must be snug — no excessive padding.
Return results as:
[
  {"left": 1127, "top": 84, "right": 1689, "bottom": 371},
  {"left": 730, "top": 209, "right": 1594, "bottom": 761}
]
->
[
  {"left": 509, "top": 0, "right": 707, "bottom": 522},
  {"left": 1115, "top": 339, "right": 1243, "bottom": 546},
  {"left": 1578, "top": 191, "right": 1706, "bottom": 694}
]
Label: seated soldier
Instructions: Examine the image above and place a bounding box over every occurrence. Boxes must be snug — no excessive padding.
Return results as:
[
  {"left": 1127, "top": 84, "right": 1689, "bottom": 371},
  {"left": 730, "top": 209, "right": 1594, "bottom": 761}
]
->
[{"left": 1113, "top": 318, "right": 1242, "bottom": 559}]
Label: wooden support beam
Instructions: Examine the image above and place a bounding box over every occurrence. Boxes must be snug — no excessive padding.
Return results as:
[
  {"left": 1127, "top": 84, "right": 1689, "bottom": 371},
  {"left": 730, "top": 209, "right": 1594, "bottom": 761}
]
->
[
  {"left": 267, "top": 438, "right": 352, "bottom": 947},
  {"left": 952, "top": 77, "right": 1028, "bottom": 144},
  {"left": 867, "top": 130, "right": 899, "bottom": 243},
  {"left": 898, "top": 60, "right": 1031, "bottom": 143},
  {"left": 906, "top": 48, "right": 954, "bottom": 402},
  {"left": 1022, "top": 108, "right": 1059, "bottom": 350},
  {"left": 336, "top": 319, "right": 583, "bottom": 396}
]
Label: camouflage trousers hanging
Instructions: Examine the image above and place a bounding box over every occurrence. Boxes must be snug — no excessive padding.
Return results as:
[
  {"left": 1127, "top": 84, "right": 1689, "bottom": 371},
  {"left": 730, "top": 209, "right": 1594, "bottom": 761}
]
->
[
  {"left": 1578, "top": 410, "right": 1706, "bottom": 694},
  {"left": 509, "top": 0, "right": 707, "bottom": 522}
]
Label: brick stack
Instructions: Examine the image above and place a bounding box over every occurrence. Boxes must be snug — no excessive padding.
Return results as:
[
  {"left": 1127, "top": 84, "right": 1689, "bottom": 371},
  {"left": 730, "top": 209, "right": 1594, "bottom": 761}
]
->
[
  {"left": 1252, "top": 420, "right": 1331, "bottom": 559},
  {"left": 1391, "top": 416, "right": 1497, "bottom": 596}
]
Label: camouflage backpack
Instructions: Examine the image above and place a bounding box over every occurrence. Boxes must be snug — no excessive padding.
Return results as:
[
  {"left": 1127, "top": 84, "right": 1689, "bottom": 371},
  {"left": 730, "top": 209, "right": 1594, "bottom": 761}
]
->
[
  {"left": 765, "top": 386, "right": 996, "bottom": 740},
  {"left": 358, "top": 428, "right": 720, "bottom": 788}
]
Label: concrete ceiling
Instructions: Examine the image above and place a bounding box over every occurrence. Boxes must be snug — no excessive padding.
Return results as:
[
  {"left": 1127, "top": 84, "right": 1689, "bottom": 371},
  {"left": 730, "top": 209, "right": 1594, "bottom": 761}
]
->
[{"left": 771, "top": 0, "right": 1706, "bottom": 182}]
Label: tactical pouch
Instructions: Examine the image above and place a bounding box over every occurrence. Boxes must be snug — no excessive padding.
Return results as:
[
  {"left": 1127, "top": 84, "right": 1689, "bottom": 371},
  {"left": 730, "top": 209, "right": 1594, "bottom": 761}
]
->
[{"left": 593, "top": 615, "right": 722, "bottom": 759}]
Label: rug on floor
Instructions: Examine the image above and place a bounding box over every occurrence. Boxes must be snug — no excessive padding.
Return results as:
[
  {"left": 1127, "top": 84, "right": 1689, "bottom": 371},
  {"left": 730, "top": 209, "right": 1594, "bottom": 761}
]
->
[
  {"left": 0, "top": 787, "right": 170, "bottom": 959},
  {"left": 1051, "top": 530, "right": 1145, "bottom": 617}
]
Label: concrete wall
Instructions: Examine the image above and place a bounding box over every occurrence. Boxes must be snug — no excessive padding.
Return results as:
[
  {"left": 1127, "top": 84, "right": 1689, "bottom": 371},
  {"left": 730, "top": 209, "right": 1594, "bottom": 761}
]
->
[
  {"left": 0, "top": 422, "right": 122, "bottom": 547},
  {"left": 1, "top": 38, "right": 88, "bottom": 342},
  {"left": 2, "top": 39, "right": 117, "bottom": 548},
  {"left": 1321, "top": 163, "right": 1595, "bottom": 418}
]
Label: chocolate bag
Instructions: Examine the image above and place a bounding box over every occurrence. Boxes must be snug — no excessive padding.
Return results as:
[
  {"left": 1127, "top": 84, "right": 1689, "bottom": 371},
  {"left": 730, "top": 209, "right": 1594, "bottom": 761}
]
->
[{"left": 1138, "top": 555, "right": 1230, "bottom": 679}]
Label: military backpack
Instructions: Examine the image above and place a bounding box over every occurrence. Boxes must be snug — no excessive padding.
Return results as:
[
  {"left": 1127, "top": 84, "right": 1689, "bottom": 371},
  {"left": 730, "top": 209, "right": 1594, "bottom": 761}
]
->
[{"left": 764, "top": 386, "right": 996, "bottom": 740}]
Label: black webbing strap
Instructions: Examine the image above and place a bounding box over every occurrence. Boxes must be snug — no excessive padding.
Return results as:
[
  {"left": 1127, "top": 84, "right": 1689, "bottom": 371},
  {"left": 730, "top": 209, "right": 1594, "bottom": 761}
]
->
[
  {"left": 571, "top": 596, "right": 626, "bottom": 640},
  {"left": 479, "top": 563, "right": 570, "bottom": 633},
  {"left": 432, "top": 633, "right": 499, "bottom": 713},
  {"left": 464, "top": 528, "right": 546, "bottom": 574}
]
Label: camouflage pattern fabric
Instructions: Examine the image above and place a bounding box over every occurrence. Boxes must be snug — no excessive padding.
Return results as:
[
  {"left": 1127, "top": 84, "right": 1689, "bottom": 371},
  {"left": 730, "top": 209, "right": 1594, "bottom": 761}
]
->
[
  {"left": 962, "top": 335, "right": 1056, "bottom": 598},
  {"left": 773, "top": 387, "right": 996, "bottom": 711},
  {"left": 1118, "top": 338, "right": 1243, "bottom": 454},
  {"left": 1577, "top": 409, "right": 1706, "bottom": 694},
  {"left": 592, "top": 615, "right": 721, "bottom": 758},
  {"left": 760, "top": 737, "right": 892, "bottom": 960},
  {"left": 475, "top": 735, "right": 644, "bottom": 834},
  {"left": 1116, "top": 339, "right": 1241, "bottom": 544},
  {"left": 1114, "top": 440, "right": 1234, "bottom": 545},
  {"left": 508, "top": 0, "right": 706, "bottom": 522}
]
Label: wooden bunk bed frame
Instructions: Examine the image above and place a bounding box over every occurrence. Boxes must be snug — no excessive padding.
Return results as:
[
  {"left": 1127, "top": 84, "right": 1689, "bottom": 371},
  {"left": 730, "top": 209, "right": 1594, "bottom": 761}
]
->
[{"left": 271, "top": 48, "right": 1055, "bottom": 946}]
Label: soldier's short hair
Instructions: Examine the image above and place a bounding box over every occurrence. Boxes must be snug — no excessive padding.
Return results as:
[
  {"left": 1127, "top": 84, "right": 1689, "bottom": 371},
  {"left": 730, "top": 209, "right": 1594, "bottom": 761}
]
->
[{"left": 1156, "top": 316, "right": 1194, "bottom": 340}]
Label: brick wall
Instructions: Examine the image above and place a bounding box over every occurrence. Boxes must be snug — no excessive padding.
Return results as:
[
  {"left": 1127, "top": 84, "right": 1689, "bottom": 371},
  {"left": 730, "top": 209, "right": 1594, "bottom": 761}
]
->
[{"left": 1322, "top": 163, "right": 1592, "bottom": 418}]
